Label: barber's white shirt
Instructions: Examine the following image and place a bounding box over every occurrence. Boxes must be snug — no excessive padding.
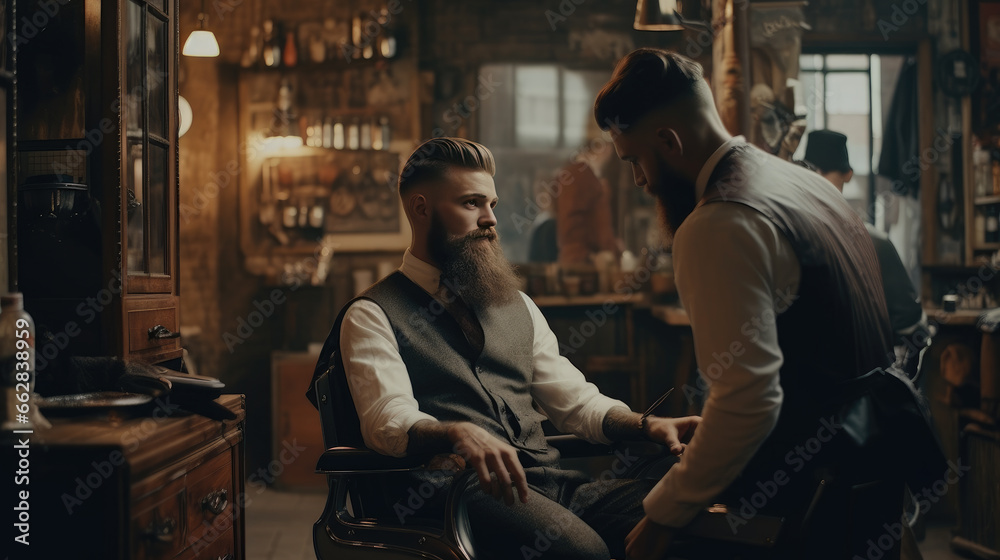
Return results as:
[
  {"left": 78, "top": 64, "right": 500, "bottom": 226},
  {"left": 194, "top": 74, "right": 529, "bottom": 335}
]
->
[
  {"left": 340, "top": 250, "right": 629, "bottom": 457},
  {"left": 642, "top": 138, "right": 802, "bottom": 528}
]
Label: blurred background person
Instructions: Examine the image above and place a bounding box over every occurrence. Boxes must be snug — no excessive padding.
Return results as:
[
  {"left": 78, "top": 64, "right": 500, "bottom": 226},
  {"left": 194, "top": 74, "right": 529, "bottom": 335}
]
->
[
  {"left": 554, "top": 122, "right": 620, "bottom": 266},
  {"left": 804, "top": 129, "right": 929, "bottom": 373}
]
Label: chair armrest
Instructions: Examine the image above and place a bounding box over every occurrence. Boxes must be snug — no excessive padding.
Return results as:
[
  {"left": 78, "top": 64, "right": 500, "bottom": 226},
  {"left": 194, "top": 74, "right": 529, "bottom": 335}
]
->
[{"left": 316, "top": 446, "right": 429, "bottom": 474}]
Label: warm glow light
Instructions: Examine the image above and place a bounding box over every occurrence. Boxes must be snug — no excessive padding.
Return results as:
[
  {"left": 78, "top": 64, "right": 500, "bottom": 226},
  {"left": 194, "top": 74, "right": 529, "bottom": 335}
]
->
[
  {"left": 634, "top": 0, "right": 685, "bottom": 31},
  {"left": 261, "top": 136, "right": 305, "bottom": 152},
  {"left": 182, "top": 29, "right": 220, "bottom": 57},
  {"left": 178, "top": 95, "right": 193, "bottom": 137}
]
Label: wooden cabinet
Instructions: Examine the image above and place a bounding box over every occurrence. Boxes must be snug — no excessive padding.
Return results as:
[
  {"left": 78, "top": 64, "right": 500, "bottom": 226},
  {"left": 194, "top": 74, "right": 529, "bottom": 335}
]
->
[
  {"left": 5, "top": 395, "right": 246, "bottom": 559},
  {"left": 953, "top": 421, "right": 1000, "bottom": 557},
  {"left": 271, "top": 350, "right": 326, "bottom": 490},
  {"left": 15, "top": 0, "right": 182, "bottom": 368}
]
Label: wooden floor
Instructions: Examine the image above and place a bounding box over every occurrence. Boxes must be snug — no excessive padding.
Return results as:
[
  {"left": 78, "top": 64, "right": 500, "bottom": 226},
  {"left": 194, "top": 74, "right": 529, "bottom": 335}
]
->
[{"left": 246, "top": 487, "right": 970, "bottom": 560}]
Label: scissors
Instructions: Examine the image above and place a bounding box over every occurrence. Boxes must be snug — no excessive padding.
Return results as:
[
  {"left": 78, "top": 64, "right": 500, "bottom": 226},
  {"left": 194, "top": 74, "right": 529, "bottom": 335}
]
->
[{"left": 641, "top": 387, "right": 674, "bottom": 421}]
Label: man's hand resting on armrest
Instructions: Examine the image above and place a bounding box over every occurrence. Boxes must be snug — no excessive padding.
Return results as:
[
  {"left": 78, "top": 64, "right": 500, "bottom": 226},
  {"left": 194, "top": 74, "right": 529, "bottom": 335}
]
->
[
  {"left": 407, "top": 420, "right": 530, "bottom": 506},
  {"left": 602, "top": 406, "right": 701, "bottom": 455}
]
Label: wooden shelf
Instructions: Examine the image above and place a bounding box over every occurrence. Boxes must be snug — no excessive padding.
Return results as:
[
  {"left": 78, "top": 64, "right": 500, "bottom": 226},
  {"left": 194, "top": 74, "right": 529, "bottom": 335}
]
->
[
  {"left": 924, "top": 306, "right": 984, "bottom": 326},
  {"left": 974, "top": 195, "right": 1000, "bottom": 205},
  {"left": 973, "top": 242, "right": 1000, "bottom": 251},
  {"left": 242, "top": 56, "right": 400, "bottom": 72},
  {"left": 531, "top": 292, "right": 649, "bottom": 308}
]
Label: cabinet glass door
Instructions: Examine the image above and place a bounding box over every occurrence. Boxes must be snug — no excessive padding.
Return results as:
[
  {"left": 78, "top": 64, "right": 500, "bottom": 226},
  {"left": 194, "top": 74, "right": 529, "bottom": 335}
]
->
[{"left": 124, "top": 0, "right": 174, "bottom": 291}]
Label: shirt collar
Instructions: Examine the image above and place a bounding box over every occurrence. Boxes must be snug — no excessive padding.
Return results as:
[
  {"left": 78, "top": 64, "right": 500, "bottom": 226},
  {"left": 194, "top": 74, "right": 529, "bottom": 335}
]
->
[
  {"left": 695, "top": 135, "right": 746, "bottom": 201},
  {"left": 400, "top": 249, "right": 442, "bottom": 295}
]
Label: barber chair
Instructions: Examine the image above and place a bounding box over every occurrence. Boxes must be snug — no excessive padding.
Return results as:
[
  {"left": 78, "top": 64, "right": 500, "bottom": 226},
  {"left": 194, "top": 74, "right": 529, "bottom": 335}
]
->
[
  {"left": 311, "top": 362, "right": 631, "bottom": 560},
  {"left": 311, "top": 355, "right": 908, "bottom": 560}
]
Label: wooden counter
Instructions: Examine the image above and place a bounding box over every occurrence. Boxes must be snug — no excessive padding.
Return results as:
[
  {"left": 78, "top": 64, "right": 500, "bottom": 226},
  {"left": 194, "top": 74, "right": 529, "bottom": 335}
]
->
[
  {"left": 6, "top": 394, "right": 246, "bottom": 560},
  {"left": 924, "top": 306, "right": 985, "bottom": 327},
  {"left": 655, "top": 305, "right": 990, "bottom": 329},
  {"left": 650, "top": 304, "right": 690, "bottom": 326}
]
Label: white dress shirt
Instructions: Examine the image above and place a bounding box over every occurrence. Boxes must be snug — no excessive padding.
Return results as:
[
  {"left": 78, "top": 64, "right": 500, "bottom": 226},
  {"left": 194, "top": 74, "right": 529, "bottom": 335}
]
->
[
  {"left": 642, "top": 138, "right": 803, "bottom": 528},
  {"left": 340, "top": 250, "right": 629, "bottom": 457}
]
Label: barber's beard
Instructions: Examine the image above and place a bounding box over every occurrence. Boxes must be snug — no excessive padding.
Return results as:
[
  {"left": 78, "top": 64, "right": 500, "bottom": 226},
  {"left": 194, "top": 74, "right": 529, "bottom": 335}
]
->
[
  {"left": 652, "top": 161, "right": 698, "bottom": 242},
  {"left": 428, "top": 215, "right": 521, "bottom": 310}
]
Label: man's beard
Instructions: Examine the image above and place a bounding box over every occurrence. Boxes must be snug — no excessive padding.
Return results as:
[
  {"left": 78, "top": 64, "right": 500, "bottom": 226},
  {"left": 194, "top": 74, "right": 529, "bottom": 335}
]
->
[
  {"left": 428, "top": 215, "right": 521, "bottom": 310},
  {"left": 651, "top": 161, "right": 698, "bottom": 242}
]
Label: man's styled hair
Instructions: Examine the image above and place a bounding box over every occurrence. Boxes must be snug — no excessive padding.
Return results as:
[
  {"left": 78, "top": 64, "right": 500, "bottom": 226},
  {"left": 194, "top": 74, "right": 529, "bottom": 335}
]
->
[
  {"left": 398, "top": 137, "right": 496, "bottom": 195},
  {"left": 594, "top": 48, "right": 706, "bottom": 132}
]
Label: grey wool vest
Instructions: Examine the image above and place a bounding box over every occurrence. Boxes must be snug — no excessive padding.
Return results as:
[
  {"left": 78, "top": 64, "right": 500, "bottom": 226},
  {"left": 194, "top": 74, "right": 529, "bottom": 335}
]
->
[{"left": 348, "top": 272, "right": 558, "bottom": 467}]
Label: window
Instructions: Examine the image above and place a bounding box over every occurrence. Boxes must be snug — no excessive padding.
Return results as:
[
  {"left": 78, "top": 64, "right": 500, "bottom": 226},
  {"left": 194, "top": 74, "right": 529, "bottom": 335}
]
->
[
  {"left": 795, "top": 54, "right": 882, "bottom": 215},
  {"left": 794, "top": 52, "right": 920, "bottom": 282},
  {"left": 479, "top": 64, "right": 609, "bottom": 149},
  {"left": 478, "top": 64, "right": 632, "bottom": 263}
]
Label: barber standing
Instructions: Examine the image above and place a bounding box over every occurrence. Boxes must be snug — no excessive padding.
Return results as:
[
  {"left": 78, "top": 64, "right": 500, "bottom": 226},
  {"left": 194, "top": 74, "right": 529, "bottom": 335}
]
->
[{"left": 594, "top": 49, "right": 903, "bottom": 559}]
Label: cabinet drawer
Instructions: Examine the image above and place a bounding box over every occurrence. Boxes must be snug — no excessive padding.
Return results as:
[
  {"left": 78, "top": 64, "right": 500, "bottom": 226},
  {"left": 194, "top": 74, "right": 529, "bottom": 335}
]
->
[
  {"left": 182, "top": 527, "right": 236, "bottom": 560},
  {"left": 185, "top": 450, "right": 236, "bottom": 551},
  {"left": 131, "top": 477, "right": 187, "bottom": 560},
  {"left": 128, "top": 306, "right": 180, "bottom": 353}
]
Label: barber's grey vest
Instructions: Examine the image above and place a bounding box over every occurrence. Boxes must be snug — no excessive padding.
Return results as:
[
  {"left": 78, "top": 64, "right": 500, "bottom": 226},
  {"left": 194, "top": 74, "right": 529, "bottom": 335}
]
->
[
  {"left": 355, "top": 272, "right": 559, "bottom": 467},
  {"left": 700, "top": 144, "right": 894, "bottom": 492}
]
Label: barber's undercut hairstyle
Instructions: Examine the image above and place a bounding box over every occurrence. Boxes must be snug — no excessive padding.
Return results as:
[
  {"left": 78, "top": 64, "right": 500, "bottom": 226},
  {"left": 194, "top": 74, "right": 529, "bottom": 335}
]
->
[
  {"left": 594, "top": 48, "right": 706, "bottom": 132},
  {"left": 398, "top": 137, "right": 496, "bottom": 196}
]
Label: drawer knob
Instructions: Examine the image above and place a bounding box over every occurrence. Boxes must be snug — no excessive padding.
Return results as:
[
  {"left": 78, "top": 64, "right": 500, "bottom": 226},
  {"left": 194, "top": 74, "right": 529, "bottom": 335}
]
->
[
  {"left": 202, "top": 489, "right": 229, "bottom": 515},
  {"left": 148, "top": 324, "right": 181, "bottom": 340},
  {"left": 141, "top": 517, "right": 176, "bottom": 543}
]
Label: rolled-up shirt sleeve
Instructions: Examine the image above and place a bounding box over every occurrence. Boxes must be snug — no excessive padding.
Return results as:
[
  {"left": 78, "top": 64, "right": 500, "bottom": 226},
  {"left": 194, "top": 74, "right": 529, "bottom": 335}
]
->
[
  {"left": 340, "top": 299, "right": 437, "bottom": 457},
  {"left": 521, "top": 292, "right": 629, "bottom": 444},
  {"left": 643, "top": 203, "right": 799, "bottom": 528}
]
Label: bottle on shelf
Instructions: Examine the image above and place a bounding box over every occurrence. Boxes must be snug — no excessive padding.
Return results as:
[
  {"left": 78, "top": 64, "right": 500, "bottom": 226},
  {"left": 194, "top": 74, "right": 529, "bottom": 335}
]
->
[
  {"left": 333, "top": 118, "right": 345, "bottom": 150},
  {"left": 241, "top": 25, "right": 261, "bottom": 68},
  {"left": 987, "top": 205, "right": 999, "bottom": 244},
  {"left": 322, "top": 115, "right": 333, "bottom": 149},
  {"left": 360, "top": 119, "right": 372, "bottom": 150},
  {"left": 347, "top": 118, "right": 360, "bottom": 150},
  {"left": 298, "top": 199, "right": 309, "bottom": 228},
  {"left": 351, "top": 12, "right": 363, "bottom": 60},
  {"left": 309, "top": 201, "right": 325, "bottom": 229},
  {"left": 371, "top": 116, "right": 383, "bottom": 150},
  {"left": 282, "top": 204, "right": 298, "bottom": 229},
  {"left": 262, "top": 19, "right": 281, "bottom": 68},
  {"left": 309, "top": 26, "right": 326, "bottom": 64},
  {"left": 379, "top": 116, "right": 391, "bottom": 150},
  {"left": 378, "top": 8, "right": 397, "bottom": 59},
  {"left": 275, "top": 78, "right": 294, "bottom": 137},
  {"left": 974, "top": 143, "right": 991, "bottom": 198},
  {"left": 283, "top": 23, "right": 298, "bottom": 68}
]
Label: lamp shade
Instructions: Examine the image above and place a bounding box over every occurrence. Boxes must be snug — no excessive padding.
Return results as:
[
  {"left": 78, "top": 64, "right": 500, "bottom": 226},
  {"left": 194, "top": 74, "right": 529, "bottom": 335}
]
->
[
  {"left": 634, "top": 0, "right": 685, "bottom": 31},
  {"left": 182, "top": 29, "right": 220, "bottom": 57}
]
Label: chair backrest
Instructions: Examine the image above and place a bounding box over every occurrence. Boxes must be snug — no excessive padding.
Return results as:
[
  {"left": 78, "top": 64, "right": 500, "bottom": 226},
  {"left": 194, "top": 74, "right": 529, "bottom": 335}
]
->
[{"left": 313, "top": 351, "right": 365, "bottom": 450}]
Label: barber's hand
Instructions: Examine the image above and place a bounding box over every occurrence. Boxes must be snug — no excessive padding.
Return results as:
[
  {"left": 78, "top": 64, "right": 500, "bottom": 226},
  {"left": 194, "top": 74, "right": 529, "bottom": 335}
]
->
[
  {"left": 447, "top": 422, "right": 530, "bottom": 505},
  {"left": 626, "top": 515, "right": 675, "bottom": 560},
  {"left": 644, "top": 415, "right": 701, "bottom": 455}
]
